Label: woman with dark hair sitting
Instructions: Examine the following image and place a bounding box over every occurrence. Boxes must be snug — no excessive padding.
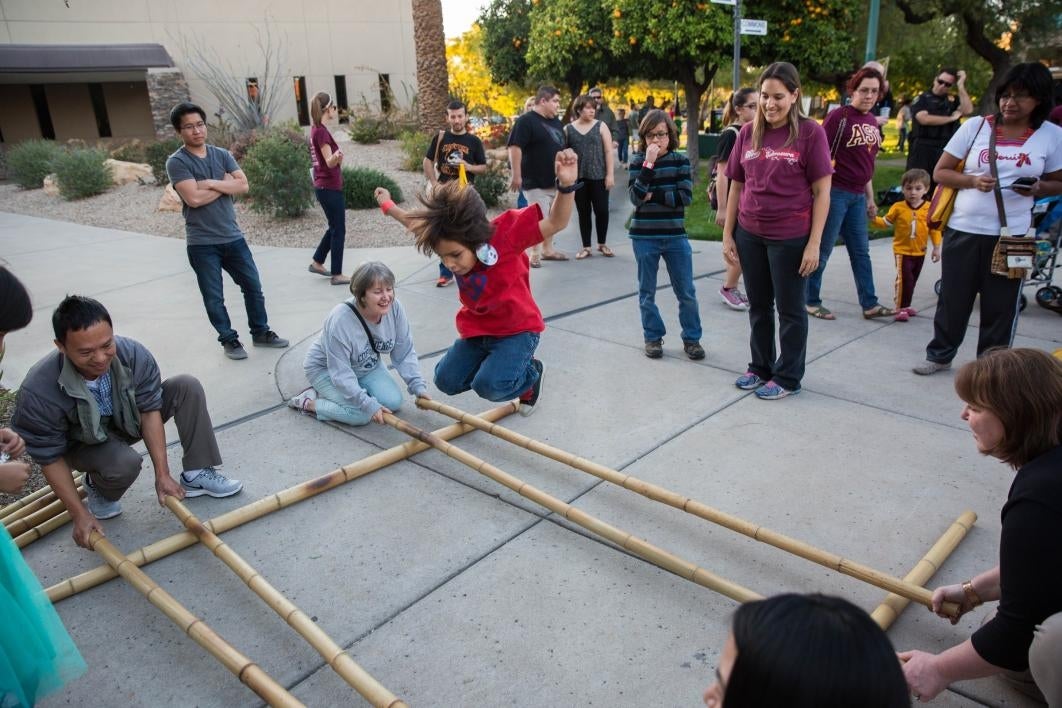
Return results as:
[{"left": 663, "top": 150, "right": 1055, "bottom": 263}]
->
[
  {"left": 901, "top": 348, "right": 1062, "bottom": 705},
  {"left": 703, "top": 593, "right": 909, "bottom": 708}
]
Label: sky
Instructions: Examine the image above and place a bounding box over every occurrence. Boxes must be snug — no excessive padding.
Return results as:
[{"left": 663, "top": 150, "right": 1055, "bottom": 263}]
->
[{"left": 440, "top": 0, "right": 485, "bottom": 39}]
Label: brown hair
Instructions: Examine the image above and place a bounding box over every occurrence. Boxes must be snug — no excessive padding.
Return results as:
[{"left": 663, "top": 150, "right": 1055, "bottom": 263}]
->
[
  {"left": 846, "top": 67, "right": 883, "bottom": 96},
  {"left": 722, "top": 88, "right": 757, "bottom": 126},
  {"left": 954, "top": 348, "right": 1062, "bottom": 468},
  {"left": 573, "top": 94, "right": 596, "bottom": 115},
  {"left": 901, "top": 168, "right": 931, "bottom": 189},
  {"left": 310, "top": 92, "right": 332, "bottom": 126},
  {"left": 406, "top": 181, "right": 494, "bottom": 256},
  {"left": 637, "top": 109, "right": 679, "bottom": 153},
  {"left": 752, "top": 62, "right": 805, "bottom": 150}
]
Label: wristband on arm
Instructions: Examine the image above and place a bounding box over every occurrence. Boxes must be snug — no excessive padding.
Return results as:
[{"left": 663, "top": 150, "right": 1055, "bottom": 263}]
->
[{"left": 380, "top": 199, "right": 395, "bottom": 215}]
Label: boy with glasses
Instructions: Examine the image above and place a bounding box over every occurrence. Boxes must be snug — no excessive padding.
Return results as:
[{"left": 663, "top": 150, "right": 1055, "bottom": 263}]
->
[{"left": 907, "top": 68, "right": 973, "bottom": 190}]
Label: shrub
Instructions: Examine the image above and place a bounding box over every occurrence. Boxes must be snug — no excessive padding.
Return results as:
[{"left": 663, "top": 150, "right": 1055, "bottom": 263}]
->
[
  {"left": 145, "top": 138, "right": 183, "bottom": 185},
  {"left": 109, "top": 141, "right": 147, "bottom": 163},
  {"left": 342, "top": 166, "right": 402, "bottom": 209},
  {"left": 54, "top": 147, "right": 112, "bottom": 200},
  {"left": 472, "top": 163, "right": 509, "bottom": 208},
  {"left": 242, "top": 131, "right": 314, "bottom": 217},
  {"left": 350, "top": 116, "right": 381, "bottom": 144},
  {"left": 229, "top": 125, "right": 306, "bottom": 162},
  {"left": 7, "top": 139, "right": 63, "bottom": 189},
  {"left": 398, "top": 129, "right": 431, "bottom": 171}
]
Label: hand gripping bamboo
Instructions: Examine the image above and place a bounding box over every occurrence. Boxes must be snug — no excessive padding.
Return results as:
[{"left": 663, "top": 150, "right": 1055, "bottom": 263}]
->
[
  {"left": 164, "top": 496, "right": 407, "bottom": 708},
  {"left": 383, "top": 412, "right": 761, "bottom": 604},
  {"left": 87, "top": 530, "right": 304, "bottom": 707},
  {"left": 0, "top": 473, "right": 83, "bottom": 520},
  {"left": 416, "top": 398, "right": 965, "bottom": 618},
  {"left": 47, "top": 402, "right": 517, "bottom": 603}
]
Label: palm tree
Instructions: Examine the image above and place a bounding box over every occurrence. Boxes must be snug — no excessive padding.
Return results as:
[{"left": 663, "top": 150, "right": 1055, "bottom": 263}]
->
[{"left": 412, "top": 0, "right": 450, "bottom": 132}]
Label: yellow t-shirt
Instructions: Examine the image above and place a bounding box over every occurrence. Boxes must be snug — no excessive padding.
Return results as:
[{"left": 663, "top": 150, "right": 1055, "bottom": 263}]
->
[{"left": 872, "top": 200, "right": 942, "bottom": 257}]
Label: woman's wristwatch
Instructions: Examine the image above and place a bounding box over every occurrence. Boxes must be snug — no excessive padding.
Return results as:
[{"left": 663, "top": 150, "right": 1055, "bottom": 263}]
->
[{"left": 556, "top": 179, "right": 583, "bottom": 194}]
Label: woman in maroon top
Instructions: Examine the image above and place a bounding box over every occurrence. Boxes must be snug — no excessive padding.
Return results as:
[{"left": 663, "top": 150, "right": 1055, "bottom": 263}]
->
[
  {"left": 308, "top": 92, "right": 349, "bottom": 285},
  {"left": 805, "top": 67, "right": 894, "bottom": 320}
]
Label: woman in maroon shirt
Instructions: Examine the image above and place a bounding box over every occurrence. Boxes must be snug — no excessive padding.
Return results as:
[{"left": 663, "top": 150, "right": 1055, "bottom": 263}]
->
[{"left": 308, "top": 92, "right": 349, "bottom": 285}]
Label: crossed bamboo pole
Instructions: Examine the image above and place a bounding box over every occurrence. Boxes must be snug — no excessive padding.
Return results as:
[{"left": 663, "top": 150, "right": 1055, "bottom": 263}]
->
[
  {"left": 1, "top": 473, "right": 83, "bottom": 522},
  {"left": 165, "top": 496, "right": 407, "bottom": 708},
  {"left": 417, "top": 399, "right": 967, "bottom": 619},
  {"left": 383, "top": 413, "right": 762, "bottom": 604},
  {"left": 47, "top": 402, "right": 517, "bottom": 603},
  {"left": 88, "top": 530, "right": 303, "bottom": 707}
]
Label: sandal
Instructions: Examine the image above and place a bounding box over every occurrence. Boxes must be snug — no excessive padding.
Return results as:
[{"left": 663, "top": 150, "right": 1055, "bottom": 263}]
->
[
  {"left": 806, "top": 305, "right": 836, "bottom": 320},
  {"left": 598, "top": 244, "right": 614, "bottom": 257},
  {"left": 529, "top": 254, "right": 542, "bottom": 268},
  {"left": 863, "top": 304, "right": 896, "bottom": 319},
  {"left": 575, "top": 248, "right": 592, "bottom": 260},
  {"left": 541, "top": 251, "right": 569, "bottom": 261}
]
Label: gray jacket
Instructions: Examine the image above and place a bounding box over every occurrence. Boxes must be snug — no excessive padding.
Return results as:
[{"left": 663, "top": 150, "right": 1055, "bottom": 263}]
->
[{"left": 11, "top": 336, "right": 163, "bottom": 465}]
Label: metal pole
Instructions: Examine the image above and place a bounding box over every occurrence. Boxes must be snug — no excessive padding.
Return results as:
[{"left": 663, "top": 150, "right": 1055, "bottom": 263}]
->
[
  {"left": 732, "top": 0, "right": 741, "bottom": 93},
  {"left": 864, "top": 0, "right": 880, "bottom": 63}
]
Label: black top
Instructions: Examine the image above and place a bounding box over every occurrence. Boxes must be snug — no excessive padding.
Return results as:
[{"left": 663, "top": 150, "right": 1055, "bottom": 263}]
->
[
  {"left": 910, "top": 91, "right": 960, "bottom": 143},
  {"left": 714, "top": 125, "right": 740, "bottom": 162},
  {"left": 971, "top": 444, "right": 1062, "bottom": 670},
  {"left": 425, "top": 130, "right": 486, "bottom": 184},
  {"left": 507, "top": 111, "right": 565, "bottom": 190}
]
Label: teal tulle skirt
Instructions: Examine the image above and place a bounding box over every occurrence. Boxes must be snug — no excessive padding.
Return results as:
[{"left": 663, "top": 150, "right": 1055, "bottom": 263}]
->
[{"left": 0, "top": 526, "right": 85, "bottom": 706}]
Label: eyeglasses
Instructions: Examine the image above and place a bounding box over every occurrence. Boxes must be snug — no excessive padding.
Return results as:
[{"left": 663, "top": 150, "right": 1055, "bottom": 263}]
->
[
  {"left": 999, "top": 93, "right": 1032, "bottom": 103},
  {"left": 180, "top": 121, "right": 206, "bottom": 132},
  {"left": 935, "top": 78, "right": 954, "bottom": 88},
  {"left": 646, "top": 130, "right": 669, "bottom": 139}
]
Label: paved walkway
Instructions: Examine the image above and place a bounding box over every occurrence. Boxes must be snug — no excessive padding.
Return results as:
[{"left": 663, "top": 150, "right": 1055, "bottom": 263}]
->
[{"left": 2, "top": 193, "right": 1059, "bottom": 706}]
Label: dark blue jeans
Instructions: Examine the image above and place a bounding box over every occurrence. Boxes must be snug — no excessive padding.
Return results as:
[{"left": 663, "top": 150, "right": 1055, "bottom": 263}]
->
[
  {"left": 632, "top": 237, "right": 702, "bottom": 343},
  {"left": 187, "top": 239, "right": 269, "bottom": 344},
  {"left": 805, "top": 187, "right": 880, "bottom": 310},
  {"left": 313, "top": 188, "right": 346, "bottom": 275},
  {"left": 618, "top": 138, "right": 629, "bottom": 164},
  {"left": 434, "top": 333, "right": 540, "bottom": 401}
]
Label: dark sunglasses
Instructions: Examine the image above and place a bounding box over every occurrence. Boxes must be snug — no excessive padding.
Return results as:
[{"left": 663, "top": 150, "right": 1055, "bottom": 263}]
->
[{"left": 936, "top": 78, "right": 954, "bottom": 88}]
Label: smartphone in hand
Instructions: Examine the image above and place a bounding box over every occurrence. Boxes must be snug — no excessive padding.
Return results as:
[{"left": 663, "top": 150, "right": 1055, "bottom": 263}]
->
[{"left": 1006, "top": 177, "right": 1038, "bottom": 191}]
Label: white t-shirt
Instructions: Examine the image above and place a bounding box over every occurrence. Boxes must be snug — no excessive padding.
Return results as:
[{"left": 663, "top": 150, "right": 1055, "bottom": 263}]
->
[{"left": 945, "top": 116, "right": 1062, "bottom": 236}]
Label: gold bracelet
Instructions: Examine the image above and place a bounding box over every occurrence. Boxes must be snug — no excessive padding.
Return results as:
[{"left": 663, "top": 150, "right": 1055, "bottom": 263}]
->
[{"left": 962, "top": 580, "right": 983, "bottom": 608}]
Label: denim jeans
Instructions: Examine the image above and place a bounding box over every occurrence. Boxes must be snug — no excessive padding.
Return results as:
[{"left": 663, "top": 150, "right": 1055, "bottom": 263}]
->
[
  {"left": 618, "top": 139, "right": 629, "bottom": 164},
  {"left": 186, "top": 238, "right": 269, "bottom": 344},
  {"left": 632, "top": 238, "right": 702, "bottom": 343},
  {"left": 805, "top": 187, "right": 881, "bottom": 310},
  {"left": 434, "top": 332, "right": 540, "bottom": 402},
  {"left": 312, "top": 188, "right": 346, "bottom": 275},
  {"left": 735, "top": 226, "right": 809, "bottom": 390},
  {"left": 311, "top": 368, "right": 402, "bottom": 426}
]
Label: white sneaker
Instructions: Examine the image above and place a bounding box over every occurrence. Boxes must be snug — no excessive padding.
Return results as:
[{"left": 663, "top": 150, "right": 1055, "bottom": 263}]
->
[
  {"left": 287, "top": 387, "right": 317, "bottom": 415},
  {"left": 84, "top": 476, "right": 122, "bottom": 520},
  {"left": 181, "top": 468, "right": 243, "bottom": 498}
]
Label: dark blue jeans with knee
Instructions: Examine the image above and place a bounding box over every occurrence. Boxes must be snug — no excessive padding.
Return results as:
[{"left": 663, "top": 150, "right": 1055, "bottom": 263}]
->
[
  {"left": 187, "top": 238, "right": 270, "bottom": 344},
  {"left": 434, "top": 333, "right": 540, "bottom": 401}
]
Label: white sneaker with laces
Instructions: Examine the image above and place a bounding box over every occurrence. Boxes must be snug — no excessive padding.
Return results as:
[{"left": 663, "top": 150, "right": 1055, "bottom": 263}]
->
[
  {"left": 181, "top": 467, "right": 243, "bottom": 498},
  {"left": 287, "top": 387, "right": 317, "bottom": 415}
]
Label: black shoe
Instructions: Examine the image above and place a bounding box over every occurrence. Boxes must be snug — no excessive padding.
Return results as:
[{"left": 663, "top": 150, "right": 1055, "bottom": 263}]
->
[
  {"left": 683, "top": 340, "right": 706, "bottom": 360},
  {"left": 518, "top": 359, "right": 544, "bottom": 416},
  {"left": 251, "top": 330, "right": 289, "bottom": 348},
  {"left": 644, "top": 339, "right": 663, "bottom": 359},
  {"left": 223, "top": 340, "right": 248, "bottom": 360}
]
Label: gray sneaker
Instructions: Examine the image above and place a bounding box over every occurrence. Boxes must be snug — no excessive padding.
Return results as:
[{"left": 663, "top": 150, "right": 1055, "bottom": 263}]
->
[
  {"left": 181, "top": 467, "right": 243, "bottom": 498},
  {"left": 84, "top": 476, "right": 122, "bottom": 520},
  {"left": 912, "top": 360, "right": 951, "bottom": 376},
  {"left": 223, "top": 339, "right": 248, "bottom": 360},
  {"left": 252, "top": 330, "right": 289, "bottom": 348}
]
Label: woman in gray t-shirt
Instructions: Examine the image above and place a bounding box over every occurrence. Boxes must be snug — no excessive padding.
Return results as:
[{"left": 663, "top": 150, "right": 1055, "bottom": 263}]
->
[{"left": 566, "top": 94, "right": 616, "bottom": 259}]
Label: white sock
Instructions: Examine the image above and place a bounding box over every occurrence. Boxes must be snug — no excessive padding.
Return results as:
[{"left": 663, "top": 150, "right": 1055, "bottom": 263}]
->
[{"left": 182, "top": 468, "right": 205, "bottom": 482}]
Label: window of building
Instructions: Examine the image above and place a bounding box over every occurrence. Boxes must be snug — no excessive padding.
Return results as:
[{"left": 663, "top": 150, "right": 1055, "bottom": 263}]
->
[
  {"left": 334, "top": 75, "right": 349, "bottom": 124},
  {"left": 378, "top": 73, "right": 392, "bottom": 114},
  {"left": 88, "top": 83, "right": 112, "bottom": 138},
  {"left": 29, "top": 84, "right": 55, "bottom": 140},
  {"left": 294, "top": 76, "right": 309, "bottom": 126}
]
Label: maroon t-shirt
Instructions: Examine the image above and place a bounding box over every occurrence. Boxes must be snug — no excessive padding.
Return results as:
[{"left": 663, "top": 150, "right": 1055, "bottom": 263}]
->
[
  {"left": 310, "top": 125, "right": 342, "bottom": 190},
  {"left": 823, "top": 105, "right": 880, "bottom": 193},
  {"left": 726, "top": 119, "right": 833, "bottom": 239}
]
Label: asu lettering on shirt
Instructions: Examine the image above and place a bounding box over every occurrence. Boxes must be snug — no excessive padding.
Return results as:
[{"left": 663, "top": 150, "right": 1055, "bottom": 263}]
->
[{"left": 846, "top": 123, "right": 881, "bottom": 149}]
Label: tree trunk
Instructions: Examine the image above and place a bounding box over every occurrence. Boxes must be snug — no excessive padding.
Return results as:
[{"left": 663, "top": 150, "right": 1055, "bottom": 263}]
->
[
  {"left": 412, "top": 0, "right": 450, "bottom": 132},
  {"left": 678, "top": 64, "right": 715, "bottom": 174}
]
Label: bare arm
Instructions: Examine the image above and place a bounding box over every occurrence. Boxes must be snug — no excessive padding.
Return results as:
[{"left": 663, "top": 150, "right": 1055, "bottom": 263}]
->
[
  {"left": 600, "top": 123, "right": 615, "bottom": 189},
  {"left": 320, "top": 143, "right": 344, "bottom": 169},
  {"left": 422, "top": 156, "right": 437, "bottom": 185},
  {"left": 140, "top": 409, "right": 185, "bottom": 505},
  {"left": 207, "top": 169, "right": 248, "bottom": 195},
  {"left": 42, "top": 458, "right": 101, "bottom": 549},
  {"left": 799, "top": 174, "right": 832, "bottom": 276},
  {"left": 539, "top": 149, "right": 578, "bottom": 240},
  {"left": 934, "top": 151, "right": 995, "bottom": 192},
  {"left": 721, "top": 179, "right": 743, "bottom": 265},
  {"left": 172, "top": 178, "right": 224, "bottom": 208},
  {"left": 900, "top": 640, "right": 1002, "bottom": 702},
  {"left": 508, "top": 145, "right": 523, "bottom": 191},
  {"left": 373, "top": 187, "right": 414, "bottom": 229},
  {"left": 956, "top": 71, "right": 974, "bottom": 116},
  {"left": 865, "top": 180, "right": 877, "bottom": 218},
  {"left": 714, "top": 172, "right": 730, "bottom": 227}
]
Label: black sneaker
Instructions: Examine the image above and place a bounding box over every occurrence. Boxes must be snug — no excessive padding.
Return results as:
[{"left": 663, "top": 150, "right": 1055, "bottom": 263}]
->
[
  {"left": 644, "top": 339, "right": 663, "bottom": 359},
  {"left": 223, "top": 339, "right": 248, "bottom": 360},
  {"left": 683, "top": 340, "right": 706, "bottom": 360},
  {"left": 518, "top": 359, "right": 544, "bottom": 416},
  {"left": 251, "top": 330, "right": 289, "bottom": 348}
]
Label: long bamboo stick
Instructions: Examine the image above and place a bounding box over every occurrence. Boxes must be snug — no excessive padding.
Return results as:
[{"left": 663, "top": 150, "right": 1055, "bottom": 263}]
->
[
  {"left": 417, "top": 398, "right": 965, "bottom": 618},
  {"left": 4, "top": 488, "right": 85, "bottom": 536},
  {"left": 0, "top": 473, "right": 84, "bottom": 520},
  {"left": 383, "top": 413, "right": 761, "bottom": 604},
  {"left": 870, "top": 511, "right": 978, "bottom": 630},
  {"left": 15, "top": 510, "right": 71, "bottom": 548},
  {"left": 88, "top": 531, "right": 304, "bottom": 707},
  {"left": 165, "top": 496, "right": 407, "bottom": 708},
  {"left": 47, "top": 403, "right": 517, "bottom": 603}
]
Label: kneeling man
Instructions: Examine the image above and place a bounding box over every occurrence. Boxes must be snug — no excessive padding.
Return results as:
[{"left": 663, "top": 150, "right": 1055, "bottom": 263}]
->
[{"left": 11, "top": 296, "right": 242, "bottom": 548}]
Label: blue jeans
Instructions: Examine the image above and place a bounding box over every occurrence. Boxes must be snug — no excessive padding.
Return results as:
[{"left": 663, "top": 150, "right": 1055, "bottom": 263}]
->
[
  {"left": 805, "top": 187, "right": 880, "bottom": 310},
  {"left": 311, "top": 368, "right": 402, "bottom": 426},
  {"left": 312, "top": 188, "right": 346, "bottom": 275},
  {"left": 434, "top": 333, "right": 540, "bottom": 402},
  {"left": 439, "top": 263, "right": 453, "bottom": 280},
  {"left": 186, "top": 238, "right": 269, "bottom": 344},
  {"left": 618, "top": 138, "right": 629, "bottom": 164},
  {"left": 632, "top": 238, "right": 702, "bottom": 343}
]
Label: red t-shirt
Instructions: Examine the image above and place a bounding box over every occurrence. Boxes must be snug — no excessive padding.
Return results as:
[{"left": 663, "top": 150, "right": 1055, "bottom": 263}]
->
[
  {"left": 311, "top": 125, "right": 342, "bottom": 190},
  {"left": 454, "top": 206, "right": 545, "bottom": 339},
  {"left": 726, "top": 119, "right": 833, "bottom": 239},
  {"left": 823, "top": 105, "right": 880, "bottom": 193}
]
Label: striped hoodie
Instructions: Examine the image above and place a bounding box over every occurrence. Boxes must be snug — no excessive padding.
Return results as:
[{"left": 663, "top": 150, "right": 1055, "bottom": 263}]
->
[{"left": 627, "top": 150, "right": 693, "bottom": 239}]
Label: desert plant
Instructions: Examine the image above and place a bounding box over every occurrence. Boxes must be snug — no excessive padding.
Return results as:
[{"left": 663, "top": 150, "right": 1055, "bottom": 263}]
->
[
  {"left": 472, "top": 163, "right": 509, "bottom": 208},
  {"left": 398, "top": 129, "right": 431, "bottom": 171},
  {"left": 349, "top": 116, "right": 381, "bottom": 144},
  {"left": 241, "top": 131, "right": 314, "bottom": 217},
  {"left": 229, "top": 123, "right": 305, "bottom": 162},
  {"left": 54, "top": 147, "right": 112, "bottom": 200},
  {"left": 342, "top": 166, "right": 402, "bottom": 209},
  {"left": 7, "top": 139, "right": 63, "bottom": 189},
  {"left": 109, "top": 141, "right": 147, "bottom": 163},
  {"left": 145, "top": 138, "right": 183, "bottom": 185}
]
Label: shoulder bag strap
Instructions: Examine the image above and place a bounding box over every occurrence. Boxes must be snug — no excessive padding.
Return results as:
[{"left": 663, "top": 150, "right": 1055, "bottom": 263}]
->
[
  {"left": 433, "top": 129, "right": 446, "bottom": 170},
  {"left": 344, "top": 301, "right": 382, "bottom": 353},
  {"left": 830, "top": 107, "right": 848, "bottom": 159},
  {"left": 987, "top": 118, "right": 1009, "bottom": 236}
]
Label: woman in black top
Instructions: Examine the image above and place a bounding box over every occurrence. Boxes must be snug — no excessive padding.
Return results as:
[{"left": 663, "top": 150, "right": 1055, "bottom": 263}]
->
[{"left": 900, "top": 348, "right": 1062, "bottom": 704}]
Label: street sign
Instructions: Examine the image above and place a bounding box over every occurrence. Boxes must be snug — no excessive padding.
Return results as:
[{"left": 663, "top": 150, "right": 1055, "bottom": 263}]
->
[
  {"left": 709, "top": 0, "right": 736, "bottom": 5},
  {"left": 740, "top": 19, "right": 767, "bottom": 35}
]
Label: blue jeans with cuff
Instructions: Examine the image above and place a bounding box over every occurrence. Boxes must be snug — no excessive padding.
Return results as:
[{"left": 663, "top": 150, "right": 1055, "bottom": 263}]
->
[
  {"left": 186, "top": 238, "right": 270, "bottom": 344},
  {"left": 632, "top": 237, "right": 702, "bottom": 343}
]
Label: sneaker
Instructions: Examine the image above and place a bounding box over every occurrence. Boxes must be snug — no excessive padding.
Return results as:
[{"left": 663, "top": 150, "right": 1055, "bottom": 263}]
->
[
  {"left": 251, "top": 330, "right": 289, "bottom": 348},
  {"left": 894, "top": 310, "right": 910, "bottom": 322},
  {"left": 287, "top": 387, "right": 317, "bottom": 415},
  {"left": 644, "top": 339, "right": 663, "bottom": 359},
  {"left": 181, "top": 467, "right": 243, "bottom": 498},
  {"left": 904, "top": 307, "right": 918, "bottom": 317},
  {"left": 436, "top": 275, "right": 454, "bottom": 288},
  {"left": 912, "top": 360, "right": 951, "bottom": 376},
  {"left": 734, "top": 371, "right": 763, "bottom": 390},
  {"left": 754, "top": 380, "right": 800, "bottom": 400},
  {"left": 84, "top": 476, "right": 122, "bottom": 520},
  {"left": 518, "top": 359, "right": 544, "bottom": 417},
  {"left": 683, "top": 340, "right": 706, "bottom": 360},
  {"left": 223, "top": 339, "right": 248, "bottom": 360},
  {"left": 719, "top": 286, "right": 750, "bottom": 311}
]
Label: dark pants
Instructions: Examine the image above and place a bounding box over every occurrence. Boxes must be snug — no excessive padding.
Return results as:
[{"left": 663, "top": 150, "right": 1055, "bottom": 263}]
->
[
  {"left": 575, "top": 178, "right": 610, "bottom": 247},
  {"left": 434, "top": 333, "right": 541, "bottom": 402},
  {"left": 313, "top": 188, "right": 346, "bottom": 275},
  {"left": 907, "top": 138, "right": 947, "bottom": 192},
  {"left": 894, "top": 253, "right": 926, "bottom": 309},
  {"left": 925, "top": 229, "right": 1022, "bottom": 364},
  {"left": 896, "top": 126, "right": 908, "bottom": 153},
  {"left": 735, "top": 226, "right": 809, "bottom": 390},
  {"left": 65, "top": 375, "right": 222, "bottom": 501},
  {"left": 186, "top": 238, "right": 270, "bottom": 344},
  {"left": 617, "top": 139, "right": 629, "bottom": 164}
]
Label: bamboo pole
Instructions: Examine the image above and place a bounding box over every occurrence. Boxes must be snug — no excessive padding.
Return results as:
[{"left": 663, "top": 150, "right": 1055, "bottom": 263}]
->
[
  {"left": 4, "top": 488, "right": 85, "bottom": 536},
  {"left": 88, "top": 531, "right": 304, "bottom": 707},
  {"left": 15, "top": 511, "right": 71, "bottom": 548},
  {"left": 0, "top": 473, "right": 84, "bottom": 520},
  {"left": 47, "top": 403, "right": 517, "bottom": 603},
  {"left": 871, "top": 511, "right": 978, "bottom": 630},
  {"left": 417, "top": 398, "right": 965, "bottom": 618},
  {"left": 383, "top": 413, "right": 761, "bottom": 604},
  {"left": 165, "top": 496, "right": 407, "bottom": 708}
]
